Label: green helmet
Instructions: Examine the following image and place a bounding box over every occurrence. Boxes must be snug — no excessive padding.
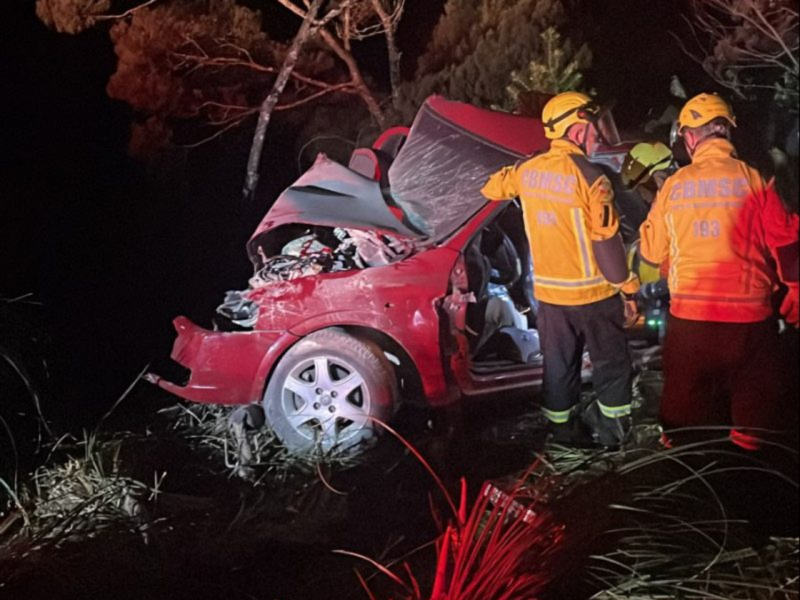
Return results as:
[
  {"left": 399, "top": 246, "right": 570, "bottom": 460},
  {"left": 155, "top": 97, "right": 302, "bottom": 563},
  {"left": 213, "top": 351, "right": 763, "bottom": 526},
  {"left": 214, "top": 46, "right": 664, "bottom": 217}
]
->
[{"left": 622, "top": 141, "right": 675, "bottom": 189}]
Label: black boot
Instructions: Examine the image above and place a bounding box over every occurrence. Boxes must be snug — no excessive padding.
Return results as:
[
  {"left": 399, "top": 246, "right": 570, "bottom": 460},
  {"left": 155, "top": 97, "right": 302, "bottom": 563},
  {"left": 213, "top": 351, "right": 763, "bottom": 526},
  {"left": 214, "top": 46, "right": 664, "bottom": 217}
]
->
[
  {"left": 547, "top": 418, "right": 596, "bottom": 448},
  {"left": 582, "top": 402, "right": 630, "bottom": 450}
]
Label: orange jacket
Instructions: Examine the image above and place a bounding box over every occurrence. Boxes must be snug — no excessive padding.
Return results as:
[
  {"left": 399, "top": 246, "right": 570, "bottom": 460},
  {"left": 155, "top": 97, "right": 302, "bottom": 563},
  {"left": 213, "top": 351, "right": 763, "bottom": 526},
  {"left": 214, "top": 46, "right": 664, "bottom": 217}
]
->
[
  {"left": 482, "top": 139, "right": 635, "bottom": 306},
  {"left": 640, "top": 139, "right": 799, "bottom": 323}
]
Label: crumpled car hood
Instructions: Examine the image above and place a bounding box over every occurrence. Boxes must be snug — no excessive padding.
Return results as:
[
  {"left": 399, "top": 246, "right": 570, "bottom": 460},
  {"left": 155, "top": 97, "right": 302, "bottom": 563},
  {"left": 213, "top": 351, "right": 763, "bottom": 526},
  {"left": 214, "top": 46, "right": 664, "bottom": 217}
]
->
[
  {"left": 248, "top": 156, "right": 423, "bottom": 264},
  {"left": 248, "top": 97, "right": 553, "bottom": 263}
]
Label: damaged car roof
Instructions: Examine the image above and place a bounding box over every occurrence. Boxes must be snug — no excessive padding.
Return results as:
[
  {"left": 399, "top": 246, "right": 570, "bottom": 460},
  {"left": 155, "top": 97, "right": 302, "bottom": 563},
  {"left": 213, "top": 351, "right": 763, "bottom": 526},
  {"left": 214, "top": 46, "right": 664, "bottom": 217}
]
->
[{"left": 248, "top": 96, "right": 551, "bottom": 261}]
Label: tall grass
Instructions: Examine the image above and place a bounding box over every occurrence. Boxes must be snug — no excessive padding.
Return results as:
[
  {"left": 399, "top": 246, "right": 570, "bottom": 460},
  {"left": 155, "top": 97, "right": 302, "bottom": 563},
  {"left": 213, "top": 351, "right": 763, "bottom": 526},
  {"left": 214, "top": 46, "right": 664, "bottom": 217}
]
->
[
  {"left": 588, "top": 437, "right": 799, "bottom": 599},
  {"left": 0, "top": 366, "right": 158, "bottom": 559},
  {"left": 0, "top": 432, "right": 159, "bottom": 558},
  {"left": 166, "top": 402, "right": 359, "bottom": 482},
  {"left": 1, "top": 302, "right": 53, "bottom": 526}
]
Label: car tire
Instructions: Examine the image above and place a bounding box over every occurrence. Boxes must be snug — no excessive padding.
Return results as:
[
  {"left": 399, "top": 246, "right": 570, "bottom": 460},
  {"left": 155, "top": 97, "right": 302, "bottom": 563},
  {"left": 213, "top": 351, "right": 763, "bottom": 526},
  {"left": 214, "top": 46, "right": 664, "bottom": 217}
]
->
[{"left": 263, "top": 329, "right": 398, "bottom": 456}]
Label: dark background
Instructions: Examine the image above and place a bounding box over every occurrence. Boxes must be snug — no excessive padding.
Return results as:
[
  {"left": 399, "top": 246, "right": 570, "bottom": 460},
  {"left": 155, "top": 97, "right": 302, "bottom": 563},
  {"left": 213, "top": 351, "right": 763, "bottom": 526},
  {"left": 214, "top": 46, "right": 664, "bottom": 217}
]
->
[{"left": 2, "top": 0, "right": 712, "bottom": 423}]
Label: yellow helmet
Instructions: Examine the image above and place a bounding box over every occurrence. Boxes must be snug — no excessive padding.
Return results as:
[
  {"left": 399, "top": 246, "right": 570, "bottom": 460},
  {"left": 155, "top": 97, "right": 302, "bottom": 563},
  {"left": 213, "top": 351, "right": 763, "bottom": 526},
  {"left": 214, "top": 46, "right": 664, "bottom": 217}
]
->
[
  {"left": 542, "top": 91, "right": 597, "bottom": 140},
  {"left": 678, "top": 93, "right": 737, "bottom": 133},
  {"left": 621, "top": 141, "right": 675, "bottom": 189}
]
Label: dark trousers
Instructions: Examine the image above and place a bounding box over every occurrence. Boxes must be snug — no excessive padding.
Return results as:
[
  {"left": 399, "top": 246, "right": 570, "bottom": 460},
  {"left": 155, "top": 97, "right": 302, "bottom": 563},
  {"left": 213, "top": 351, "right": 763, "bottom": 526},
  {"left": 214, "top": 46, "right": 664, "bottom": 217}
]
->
[
  {"left": 538, "top": 295, "right": 632, "bottom": 422},
  {"left": 662, "top": 316, "right": 793, "bottom": 434}
]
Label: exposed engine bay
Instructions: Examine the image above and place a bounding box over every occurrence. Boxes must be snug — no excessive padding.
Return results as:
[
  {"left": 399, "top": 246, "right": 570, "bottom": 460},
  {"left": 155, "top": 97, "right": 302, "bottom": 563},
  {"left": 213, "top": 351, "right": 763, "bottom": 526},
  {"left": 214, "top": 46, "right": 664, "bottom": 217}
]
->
[{"left": 215, "top": 226, "right": 417, "bottom": 331}]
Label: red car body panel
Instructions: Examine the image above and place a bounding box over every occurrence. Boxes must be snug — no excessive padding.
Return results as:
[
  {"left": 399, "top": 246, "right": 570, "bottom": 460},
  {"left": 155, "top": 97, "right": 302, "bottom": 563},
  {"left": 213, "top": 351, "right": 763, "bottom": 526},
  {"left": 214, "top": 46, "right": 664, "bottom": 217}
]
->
[
  {"left": 424, "top": 96, "right": 550, "bottom": 156},
  {"left": 249, "top": 246, "right": 462, "bottom": 406},
  {"left": 153, "top": 246, "right": 464, "bottom": 408},
  {"left": 149, "top": 316, "right": 299, "bottom": 406}
]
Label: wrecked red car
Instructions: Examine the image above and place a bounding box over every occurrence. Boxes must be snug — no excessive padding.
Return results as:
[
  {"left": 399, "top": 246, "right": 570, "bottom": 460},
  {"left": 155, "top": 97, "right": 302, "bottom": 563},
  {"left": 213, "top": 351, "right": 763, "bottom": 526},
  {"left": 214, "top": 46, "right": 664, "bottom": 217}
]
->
[{"left": 148, "top": 97, "right": 641, "bottom": 454}]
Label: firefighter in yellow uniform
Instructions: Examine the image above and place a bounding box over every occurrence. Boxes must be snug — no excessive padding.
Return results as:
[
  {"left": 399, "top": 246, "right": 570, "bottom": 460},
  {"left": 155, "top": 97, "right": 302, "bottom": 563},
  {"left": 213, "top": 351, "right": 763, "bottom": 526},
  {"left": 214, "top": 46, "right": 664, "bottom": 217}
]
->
[
  {"left": 639, "top": 93, "right": 800, "bottom": 450},
  {"left": 482, "top": 92, "right": 640, "bottom": 448}
]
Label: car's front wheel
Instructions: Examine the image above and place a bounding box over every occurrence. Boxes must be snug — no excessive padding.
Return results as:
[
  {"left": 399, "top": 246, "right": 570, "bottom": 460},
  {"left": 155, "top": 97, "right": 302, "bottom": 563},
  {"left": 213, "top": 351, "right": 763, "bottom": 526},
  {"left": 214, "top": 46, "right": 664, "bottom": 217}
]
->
[{"left": 263, "top": 329, "right": 398, "bottom": 455}]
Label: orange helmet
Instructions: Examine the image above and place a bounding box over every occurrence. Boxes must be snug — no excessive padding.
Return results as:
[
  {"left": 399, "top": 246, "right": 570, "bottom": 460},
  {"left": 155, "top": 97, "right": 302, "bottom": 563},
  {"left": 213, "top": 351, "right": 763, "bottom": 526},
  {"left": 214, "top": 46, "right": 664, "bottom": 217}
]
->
[
  {"left": 678, "top": 93, "right": 737, "bottom": 133},
  {"left": 542, "top": 92, "right": 598, "bottom": 140}
]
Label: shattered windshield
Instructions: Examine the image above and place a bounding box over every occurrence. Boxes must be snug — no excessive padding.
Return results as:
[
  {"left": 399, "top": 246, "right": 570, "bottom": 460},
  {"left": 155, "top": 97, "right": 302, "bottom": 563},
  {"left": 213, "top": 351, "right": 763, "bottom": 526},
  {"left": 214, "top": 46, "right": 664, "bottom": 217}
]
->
[{"left": 388, "top": 104, "right": 523, "bottom": 241}]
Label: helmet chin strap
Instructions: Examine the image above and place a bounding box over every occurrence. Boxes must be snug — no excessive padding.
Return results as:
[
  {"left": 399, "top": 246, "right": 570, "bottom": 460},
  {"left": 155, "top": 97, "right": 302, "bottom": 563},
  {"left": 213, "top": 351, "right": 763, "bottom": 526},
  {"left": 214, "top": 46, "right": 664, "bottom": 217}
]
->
[{"left": 577, "top": 124, "right": 592, "bottom": 154}]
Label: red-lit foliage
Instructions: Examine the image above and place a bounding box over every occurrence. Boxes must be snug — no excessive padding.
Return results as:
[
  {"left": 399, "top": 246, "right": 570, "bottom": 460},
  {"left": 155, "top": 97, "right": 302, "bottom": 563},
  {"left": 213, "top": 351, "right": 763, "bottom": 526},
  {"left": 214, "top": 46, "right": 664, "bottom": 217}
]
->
[
  {"left": 35, "top": 0, "right": 407, "bottom": 157},
  {"left": 356, "top": 474, "right": 567, "bottom": 600}
]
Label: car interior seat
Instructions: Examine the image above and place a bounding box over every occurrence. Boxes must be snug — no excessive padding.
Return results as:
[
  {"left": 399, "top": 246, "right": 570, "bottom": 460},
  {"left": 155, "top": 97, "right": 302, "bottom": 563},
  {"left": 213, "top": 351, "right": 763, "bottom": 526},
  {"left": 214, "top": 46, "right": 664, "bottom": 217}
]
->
[
  {"left": 481, "top": 225, "right": 522, "bottom": 287},
  {"left": 465, "top": 220, "right": 544, "bottom": 366},
  {"left": 465, "top": 224, "right": 529, "bottom": 357},
  {"left": 495, "top": 204, "right": 537, "bottom": 329},
  {"left": 349, "top": 149, "right": 381, "bottom": 181},
  {"left": 349, "top": 130, "right": 413, "bottom": 227}
]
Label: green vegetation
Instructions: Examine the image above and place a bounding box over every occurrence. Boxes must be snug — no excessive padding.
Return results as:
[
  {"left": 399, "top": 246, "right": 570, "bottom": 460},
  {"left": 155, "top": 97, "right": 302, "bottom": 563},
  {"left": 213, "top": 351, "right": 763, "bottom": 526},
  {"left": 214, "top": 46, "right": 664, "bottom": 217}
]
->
[{"left": 495, "top": 27, "right": 592, "bottom": 116}]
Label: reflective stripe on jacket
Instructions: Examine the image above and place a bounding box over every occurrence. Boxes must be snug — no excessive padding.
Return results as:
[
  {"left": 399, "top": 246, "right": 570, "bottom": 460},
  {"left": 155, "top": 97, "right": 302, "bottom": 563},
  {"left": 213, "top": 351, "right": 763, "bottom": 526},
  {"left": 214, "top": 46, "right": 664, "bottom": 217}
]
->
[
  {"left": 639, "top": 139, "right": 799, "bottom": 323},
  {"left": 482, "top": 140, "right": 622, "bottom": 306}
]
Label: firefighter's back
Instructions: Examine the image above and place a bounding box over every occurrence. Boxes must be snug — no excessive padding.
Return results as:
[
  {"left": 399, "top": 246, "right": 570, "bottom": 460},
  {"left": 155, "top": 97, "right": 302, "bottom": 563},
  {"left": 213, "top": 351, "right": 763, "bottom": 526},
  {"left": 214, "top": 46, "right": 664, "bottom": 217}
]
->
[
  {"left": 517, "top": 140, "right": 617, "bottom": 306},
  {"left": 658, "top": 139, "right": 777, "bottom": 322}
]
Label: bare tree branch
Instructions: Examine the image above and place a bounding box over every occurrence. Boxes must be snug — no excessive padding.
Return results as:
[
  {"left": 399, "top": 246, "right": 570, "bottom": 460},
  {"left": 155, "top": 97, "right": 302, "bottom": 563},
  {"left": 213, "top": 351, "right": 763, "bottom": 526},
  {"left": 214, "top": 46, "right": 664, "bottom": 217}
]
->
[
  {"left": 275, "top": 0, "right": 314, "bottom": 21},
  {"left": 318, "top": 27, "right": 387, "bottom": 126},
  {"left": 182, "top": 119, "right": 250, "bottom": 149},
  {"left": 744, "top": 0, "right": 799, "bottom": 69},
  {"left": 275, "top": 82, "right": 357, "bottom": 110},
  {"left": 244, "top": 0, "right": 327, "bottom": 197},
  {"left": 684, "top": 0, "right": 799, "bottom": 106},
  {"left": 369, "top": 0, "right": 405, "bottom": 107},
  {"left": 172, "top": 49, "right": 352, "bottom": 91},
  {"left": 198, "top": 101, "right": 256, "bottom": 125},
  {"left": 94, "top": 0, "right": 160, "bottom": 22},
  {"left": 276, "top": 0, "right": 388, "bottom": 126}
]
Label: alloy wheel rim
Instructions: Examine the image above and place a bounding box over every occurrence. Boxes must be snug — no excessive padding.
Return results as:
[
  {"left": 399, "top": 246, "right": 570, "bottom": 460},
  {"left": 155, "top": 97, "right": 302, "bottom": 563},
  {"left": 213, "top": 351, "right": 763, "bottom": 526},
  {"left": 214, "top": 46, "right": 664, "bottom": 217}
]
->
[{"left": 280, "top": 356, "right": 373, "bottom": 451}]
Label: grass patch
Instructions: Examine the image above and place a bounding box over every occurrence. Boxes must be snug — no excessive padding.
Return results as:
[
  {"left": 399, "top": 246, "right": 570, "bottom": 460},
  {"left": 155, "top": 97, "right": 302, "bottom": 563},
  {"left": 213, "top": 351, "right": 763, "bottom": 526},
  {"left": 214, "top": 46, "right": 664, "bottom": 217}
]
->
[
  {"left": 164, "top": 402, "right": 360, "bottom": 482},
  {"left": 0, "top": 433, "right": 158, "bottom": 560}
]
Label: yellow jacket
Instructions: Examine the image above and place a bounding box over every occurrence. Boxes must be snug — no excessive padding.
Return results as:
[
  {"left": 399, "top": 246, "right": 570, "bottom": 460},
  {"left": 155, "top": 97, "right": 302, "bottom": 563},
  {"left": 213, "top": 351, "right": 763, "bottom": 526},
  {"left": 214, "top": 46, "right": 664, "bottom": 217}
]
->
[
  {"left": 482, "top": 140, "right": 634, "bottom": 306},
  {"left": 640, "top": 139, "right": 799, "bottom": 323}
]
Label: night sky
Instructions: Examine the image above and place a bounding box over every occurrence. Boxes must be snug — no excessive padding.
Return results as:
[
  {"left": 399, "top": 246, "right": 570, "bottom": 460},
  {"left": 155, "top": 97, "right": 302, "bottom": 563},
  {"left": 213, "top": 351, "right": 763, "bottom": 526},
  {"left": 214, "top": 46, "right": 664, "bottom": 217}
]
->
[{"left": 2, "top": 0, "right": 707, "bottom": 422}]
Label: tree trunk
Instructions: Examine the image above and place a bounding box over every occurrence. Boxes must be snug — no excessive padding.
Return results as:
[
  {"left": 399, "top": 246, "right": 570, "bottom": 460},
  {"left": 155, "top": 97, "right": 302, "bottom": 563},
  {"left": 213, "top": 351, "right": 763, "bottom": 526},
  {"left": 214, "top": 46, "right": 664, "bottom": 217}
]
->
[
  {"left": 385, "top": 26, "right": 402, "bottom": 110},
  {"left": 243, "top": 0, "right": 326, "bottom": 198},
  {"left": 370, "top": 0, "right": 403, "bottom": 110}
]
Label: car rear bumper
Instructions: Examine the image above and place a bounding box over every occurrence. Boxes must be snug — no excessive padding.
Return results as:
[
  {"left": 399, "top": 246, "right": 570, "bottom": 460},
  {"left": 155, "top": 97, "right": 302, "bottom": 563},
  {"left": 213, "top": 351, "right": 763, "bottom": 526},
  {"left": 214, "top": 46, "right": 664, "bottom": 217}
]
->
[{"left": 145, "top": 316, "right": 295, "bottom": 405}]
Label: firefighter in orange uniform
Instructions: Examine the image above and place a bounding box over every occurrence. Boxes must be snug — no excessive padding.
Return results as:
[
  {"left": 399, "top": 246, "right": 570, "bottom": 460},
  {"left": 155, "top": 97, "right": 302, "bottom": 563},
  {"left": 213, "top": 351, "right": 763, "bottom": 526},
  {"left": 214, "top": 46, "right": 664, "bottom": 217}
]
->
[
  {"left": 639, "top": 93, "right": 800, "bottom": 450},
  {"left": 482, "top": 92, "right": 640, "bottom": 448}
]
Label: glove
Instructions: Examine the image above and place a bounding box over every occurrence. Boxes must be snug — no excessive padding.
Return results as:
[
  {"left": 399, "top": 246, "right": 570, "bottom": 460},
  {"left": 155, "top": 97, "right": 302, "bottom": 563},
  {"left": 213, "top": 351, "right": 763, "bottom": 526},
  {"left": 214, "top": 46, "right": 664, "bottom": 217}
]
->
[
  {"left": 781, "top": 285, "right": 800, "bottom": 328},
  {"left": 618, "top": 273, "right": 641, "bottom": 297},
  {"left": 623, "top": 296, "right": 640, "bottom": 329}
]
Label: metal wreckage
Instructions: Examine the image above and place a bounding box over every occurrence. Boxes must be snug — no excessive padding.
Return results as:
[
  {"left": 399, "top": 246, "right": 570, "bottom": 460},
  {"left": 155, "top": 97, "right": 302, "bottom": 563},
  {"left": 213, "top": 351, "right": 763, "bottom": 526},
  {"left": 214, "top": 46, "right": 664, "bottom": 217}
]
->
[{"left": 147, "top": 96, "right": 655, "bottom": 455}]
